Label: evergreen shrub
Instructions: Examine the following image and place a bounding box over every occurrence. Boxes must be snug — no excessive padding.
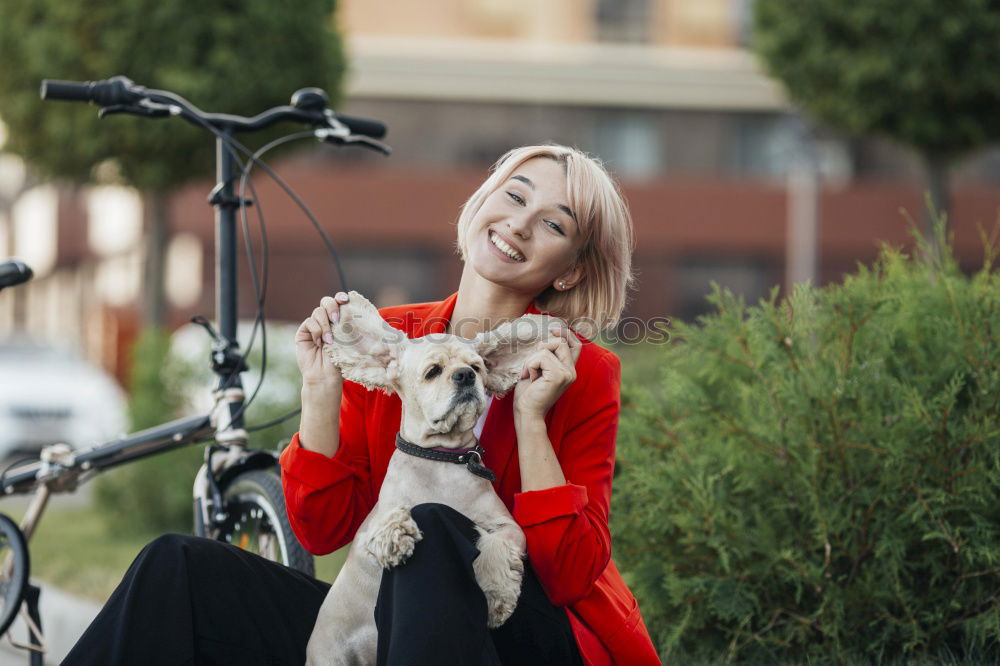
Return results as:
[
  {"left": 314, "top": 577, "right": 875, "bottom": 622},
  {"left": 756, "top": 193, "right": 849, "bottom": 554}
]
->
[{"left": 612, "top": 229, "right": 999, "bottom": 663}]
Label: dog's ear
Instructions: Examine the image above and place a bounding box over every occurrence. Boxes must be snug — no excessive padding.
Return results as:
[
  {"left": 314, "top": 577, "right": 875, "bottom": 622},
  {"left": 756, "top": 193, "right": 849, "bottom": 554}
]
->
[
  {"left": 324, "top": 291, "right": 407, "bottom": 393},
  {"left": 473, "top": 314, "right": 561, "bottom": 396}
]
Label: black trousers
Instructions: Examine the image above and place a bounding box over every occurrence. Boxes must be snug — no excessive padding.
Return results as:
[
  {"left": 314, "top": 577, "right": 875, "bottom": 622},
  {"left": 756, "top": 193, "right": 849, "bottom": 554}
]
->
[{"left": 64, "top": 503, "right": 582, "bottom": 665}]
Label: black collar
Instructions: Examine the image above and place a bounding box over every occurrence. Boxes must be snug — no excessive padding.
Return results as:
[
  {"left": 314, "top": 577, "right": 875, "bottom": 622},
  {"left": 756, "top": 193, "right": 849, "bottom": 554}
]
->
[{"left": 395, "top": 433, "right": 497, "bottom": 482}]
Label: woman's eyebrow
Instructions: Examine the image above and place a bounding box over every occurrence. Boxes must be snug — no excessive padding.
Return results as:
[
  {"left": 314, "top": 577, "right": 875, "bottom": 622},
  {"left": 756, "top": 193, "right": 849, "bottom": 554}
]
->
[
  {"left": 557, "top": 203, "right": 577, "bottom": 223},
  {"left": 510, "top": 174, "right": 577, "bottom": 223}
]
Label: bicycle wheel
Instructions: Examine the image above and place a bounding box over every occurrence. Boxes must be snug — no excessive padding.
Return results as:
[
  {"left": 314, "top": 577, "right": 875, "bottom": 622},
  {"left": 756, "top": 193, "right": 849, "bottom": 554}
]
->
[
  {"left": 216, "top": 469, "right": 315, "bottom": 577},
  {"left": 0, "top": 513, "right": 29, "bottom": 638}
]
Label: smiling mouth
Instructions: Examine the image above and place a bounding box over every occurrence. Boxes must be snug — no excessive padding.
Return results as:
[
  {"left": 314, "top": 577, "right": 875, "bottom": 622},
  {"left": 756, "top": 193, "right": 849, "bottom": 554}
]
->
[{"left": 489, "top": 231, "right": 525, "bottom": 262}]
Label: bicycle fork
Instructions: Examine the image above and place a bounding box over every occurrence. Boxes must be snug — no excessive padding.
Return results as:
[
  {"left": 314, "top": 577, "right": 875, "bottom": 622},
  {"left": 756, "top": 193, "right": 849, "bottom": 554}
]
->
[{"left": 194, "top": 386, "right": 249, "bottom": 535}]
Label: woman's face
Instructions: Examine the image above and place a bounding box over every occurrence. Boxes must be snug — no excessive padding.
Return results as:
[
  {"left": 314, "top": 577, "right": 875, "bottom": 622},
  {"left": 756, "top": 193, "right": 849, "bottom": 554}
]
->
[{"left": 465, "top": 157, "right": 584, "bottom": 297}]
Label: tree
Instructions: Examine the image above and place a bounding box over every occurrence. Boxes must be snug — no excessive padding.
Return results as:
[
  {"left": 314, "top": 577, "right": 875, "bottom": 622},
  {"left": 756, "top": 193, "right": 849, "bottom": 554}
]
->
[
  {"left": 753, "top": 0, "right": 1000, "bottom": 237},
  {"left": 0, "top": 0, "right": 345, "bottom": 325},
  {"left": 0, "top": 0, "right": 345, "bottom": 535}
]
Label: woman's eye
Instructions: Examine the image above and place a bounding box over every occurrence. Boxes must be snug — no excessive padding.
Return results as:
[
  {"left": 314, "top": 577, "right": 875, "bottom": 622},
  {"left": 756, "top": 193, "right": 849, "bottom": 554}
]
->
[
  {"left": 506, "top": 191, "right": 524, "bottom": 206},
  {"left": 425, "top": 365, "right": 442, "bottom": 380},
  {"left": 545, "top": 220, "right": 565, "bottom": 236}
]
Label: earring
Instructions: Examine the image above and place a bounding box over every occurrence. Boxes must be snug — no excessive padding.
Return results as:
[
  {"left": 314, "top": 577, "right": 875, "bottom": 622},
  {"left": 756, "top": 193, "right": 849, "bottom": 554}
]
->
[{"left": 558, "top": 280, "right": 566, "bottom": 289}]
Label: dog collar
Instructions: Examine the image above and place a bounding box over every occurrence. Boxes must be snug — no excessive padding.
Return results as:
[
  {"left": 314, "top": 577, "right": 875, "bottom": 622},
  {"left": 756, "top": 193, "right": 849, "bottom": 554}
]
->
[{"left": 395, "top": 433, "right": 497, "bottom": 482}]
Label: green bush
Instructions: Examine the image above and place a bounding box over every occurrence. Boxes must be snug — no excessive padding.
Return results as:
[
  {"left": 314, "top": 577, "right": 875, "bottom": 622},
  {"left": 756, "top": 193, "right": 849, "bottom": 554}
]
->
[
  {"left": 94, "top": 328, "right": 198, "bottom": 535},
  {"left": 612, "top": 228, "right": 999, "bottom": 664}
]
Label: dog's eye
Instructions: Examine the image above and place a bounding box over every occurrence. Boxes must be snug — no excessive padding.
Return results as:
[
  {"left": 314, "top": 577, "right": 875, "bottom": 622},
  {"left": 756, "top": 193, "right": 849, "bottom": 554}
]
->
[
  {"left": 424, "top": 365, "right": 442, "bottom": 380},
  {"left": 471, "top": 364, "right": 482, "bottom": 373}
]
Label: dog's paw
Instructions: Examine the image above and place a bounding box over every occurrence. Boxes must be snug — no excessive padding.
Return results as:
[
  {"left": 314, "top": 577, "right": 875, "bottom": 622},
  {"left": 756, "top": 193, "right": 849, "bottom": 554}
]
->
[
  {"left": 367, "top": 507, "right": 423, "bottom": 569},
  {"left": 484, "top": 580, "right": 521, "bottom": 628},
  {"left": 473, "top": 531, "right": 525, "bottom": 628}
]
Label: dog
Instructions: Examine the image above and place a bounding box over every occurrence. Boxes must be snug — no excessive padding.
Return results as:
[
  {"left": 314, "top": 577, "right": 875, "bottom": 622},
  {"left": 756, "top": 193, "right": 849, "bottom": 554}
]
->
[{"left": 305, "top": 291, "right": 562, "bottom": 665}]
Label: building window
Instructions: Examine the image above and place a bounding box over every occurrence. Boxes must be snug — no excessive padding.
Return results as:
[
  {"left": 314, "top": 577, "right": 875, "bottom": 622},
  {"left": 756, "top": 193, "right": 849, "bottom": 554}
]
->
[
  {"left": 595, "top": 0, "right": 651, "bottom": 43},
  {"left": 729, "top": 114, "right": 799, "bottom": 180},
  {"left": 593, "top": 112, "right": 663, "bottom": 179},
  {"left": 677, "top": 256, "right": 775, "bottom": 321}
]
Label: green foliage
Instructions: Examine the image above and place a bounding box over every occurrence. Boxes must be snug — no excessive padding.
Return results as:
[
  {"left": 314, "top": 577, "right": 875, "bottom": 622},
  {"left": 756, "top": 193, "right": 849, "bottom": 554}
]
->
[
  {"left": 0, "top": 0, "right": 344, "bottom": 190},
  {"left": 94, "top": 328, "right": 200, "bottom": 535},
  {"left": 752, "top": 0, "right": 1000, "bottom": 158},
  {"left": 612, "top": 226, "right": 1000, "bottom": 663}
]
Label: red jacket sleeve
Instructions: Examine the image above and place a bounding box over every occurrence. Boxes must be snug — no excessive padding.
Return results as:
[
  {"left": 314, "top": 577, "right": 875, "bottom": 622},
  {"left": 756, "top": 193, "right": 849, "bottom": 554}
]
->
[
  {"left": 279, "top": 379, "right": 376, "bottom": 555},
  {"left": 512, "top": 352, "right": 620, "bottom": 606}
]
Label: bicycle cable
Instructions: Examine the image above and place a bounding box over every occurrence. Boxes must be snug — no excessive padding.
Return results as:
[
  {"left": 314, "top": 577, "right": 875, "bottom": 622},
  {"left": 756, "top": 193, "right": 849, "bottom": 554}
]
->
[
  {"left": 190, "top": 124, "right": 347, "bottom": 433},
  {"left": 245, "top": 407, "right": 302, "bottom": 433}
]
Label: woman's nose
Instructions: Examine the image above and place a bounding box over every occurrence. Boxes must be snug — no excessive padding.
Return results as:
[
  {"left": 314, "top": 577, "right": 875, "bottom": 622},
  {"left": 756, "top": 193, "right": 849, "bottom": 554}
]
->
[{"left": 507, "top": 215, "right": 531, "bottom": 239}]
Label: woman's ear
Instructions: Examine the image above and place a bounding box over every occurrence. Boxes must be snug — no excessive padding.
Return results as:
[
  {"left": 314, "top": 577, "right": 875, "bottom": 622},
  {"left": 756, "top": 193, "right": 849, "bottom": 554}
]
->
[
  {"left": 324, "top": 291, "right": 407, "bottom": 393},
  {"left": 473, "top": 314, "right": 562, "bottom": 395},
  {"left": 553, "top": 263, "right": 584, "bottom": 291}
]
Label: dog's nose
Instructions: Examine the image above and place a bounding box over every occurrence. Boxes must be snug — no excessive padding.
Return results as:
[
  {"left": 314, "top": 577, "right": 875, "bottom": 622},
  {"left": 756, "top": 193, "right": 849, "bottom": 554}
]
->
[{"left": 451, "top": 367, "right": 475, "bottom": 386}]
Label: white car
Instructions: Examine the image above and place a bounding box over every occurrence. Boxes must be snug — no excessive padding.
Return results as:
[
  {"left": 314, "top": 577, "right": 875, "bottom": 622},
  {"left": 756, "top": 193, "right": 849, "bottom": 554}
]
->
[{"left": 0, "top": 340, "right": 126, "bottom": 461}]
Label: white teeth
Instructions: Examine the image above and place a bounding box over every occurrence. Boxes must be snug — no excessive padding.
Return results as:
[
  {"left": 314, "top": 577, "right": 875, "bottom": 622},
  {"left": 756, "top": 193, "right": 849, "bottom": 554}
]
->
[{"left": 490, "top": 232, "right": 524, "bottom": 261}]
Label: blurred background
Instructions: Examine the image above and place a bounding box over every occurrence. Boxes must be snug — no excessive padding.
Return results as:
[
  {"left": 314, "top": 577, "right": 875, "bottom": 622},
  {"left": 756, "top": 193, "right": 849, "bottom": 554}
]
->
[{"left": 2, "top": 0, "right": 998, "bottom": 388}]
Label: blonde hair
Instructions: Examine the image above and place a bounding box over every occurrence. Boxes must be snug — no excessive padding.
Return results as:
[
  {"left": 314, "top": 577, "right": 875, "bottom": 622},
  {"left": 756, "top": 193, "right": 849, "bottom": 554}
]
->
[{"left": 456, "top": 145, "right": 635, "bottom": 339}]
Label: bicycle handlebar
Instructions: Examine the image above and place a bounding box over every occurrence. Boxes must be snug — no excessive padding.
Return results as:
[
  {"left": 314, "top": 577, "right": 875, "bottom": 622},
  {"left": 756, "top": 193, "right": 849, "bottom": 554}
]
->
[{"left": 40, "top": 75, "right": 387, "bottom": 140}]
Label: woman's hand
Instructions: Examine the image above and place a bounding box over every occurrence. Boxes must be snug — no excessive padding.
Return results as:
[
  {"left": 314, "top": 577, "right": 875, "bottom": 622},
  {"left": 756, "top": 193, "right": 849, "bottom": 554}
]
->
[
  {"left": 513, "top": 326, "right": 582, "bottom": 423},
  {"left": 296, "top": 291, "right": 350, "bottom": 390}
]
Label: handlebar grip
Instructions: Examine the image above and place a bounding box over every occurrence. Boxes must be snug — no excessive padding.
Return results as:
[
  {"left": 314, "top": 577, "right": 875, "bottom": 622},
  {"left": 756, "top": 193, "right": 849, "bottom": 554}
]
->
[
  {"left": 334, "top": 113, "right": 387, "bottom": 139},
  {"left": 0, "top": 260, "right": 33, "bottom": 290},
  {"left": 40, "top": 76, "right": 141, "bottom": 106},
  {"left": 39, "top": 80, "right": 93, "bottom": 102}
]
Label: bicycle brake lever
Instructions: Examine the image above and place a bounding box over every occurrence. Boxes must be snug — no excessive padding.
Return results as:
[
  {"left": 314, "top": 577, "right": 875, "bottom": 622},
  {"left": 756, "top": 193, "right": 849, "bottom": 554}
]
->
[
  {"left": 98, "top": 104, "right": 169, "bottom": 119},
  {"left": 315, "top": 129, "right": 392, "bottom": 156},
  {"left": 98, "top": 99, "right": 178, "bottom": 119},
  {"left": 344, "top": 134, "right": 392, "bottom": 156}
]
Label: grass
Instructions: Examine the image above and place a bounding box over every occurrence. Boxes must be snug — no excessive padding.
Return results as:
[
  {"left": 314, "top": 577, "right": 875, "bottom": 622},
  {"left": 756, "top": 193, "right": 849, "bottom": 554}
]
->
[{"left": 5, "top": 501, "right": 349, "bottom": 603}]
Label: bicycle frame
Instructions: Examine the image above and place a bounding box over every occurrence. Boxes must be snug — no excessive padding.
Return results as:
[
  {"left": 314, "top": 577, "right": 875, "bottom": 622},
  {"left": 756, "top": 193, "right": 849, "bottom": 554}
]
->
[{"left": 4, "top": 414, "right": 212, "bottom": 533}]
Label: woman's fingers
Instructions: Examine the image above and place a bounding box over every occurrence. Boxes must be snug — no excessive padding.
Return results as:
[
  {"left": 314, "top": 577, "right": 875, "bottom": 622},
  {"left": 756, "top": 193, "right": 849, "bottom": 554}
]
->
[
  {"left": 541, "top": 330, "right": 579, "bottom": 378},
  {"left": 297, "top": 317, "right": 324, "bottom": 347},
  {"left": 549, "top": 326, "right": 582, "bottom": 364},
  {"left": 320, "top": 291, "right": 349, "bottom": 324},
  {"left": 548, "top": 337, "right": 573, "bottom": 368},
  {"left": 311, "top": 292, "right": 351, "bottom": 346},
  {"left": 521, "top": 347, "right": 573, "bottom": 385}
]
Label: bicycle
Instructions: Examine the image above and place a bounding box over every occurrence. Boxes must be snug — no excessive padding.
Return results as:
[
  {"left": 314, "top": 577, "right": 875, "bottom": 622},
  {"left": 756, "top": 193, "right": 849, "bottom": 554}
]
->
[{"left": 0, "top": 75, "right": 390, "bottom": 663}]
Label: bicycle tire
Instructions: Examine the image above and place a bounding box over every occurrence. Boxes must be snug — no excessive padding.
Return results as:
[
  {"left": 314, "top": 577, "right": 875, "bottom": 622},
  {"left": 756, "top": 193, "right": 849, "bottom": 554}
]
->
[
  {"left": 0, "top": 513, "right": 29, "bottom": 638},
  {"left": 215, "top": 469, "right": 315, "bottom": 577}
]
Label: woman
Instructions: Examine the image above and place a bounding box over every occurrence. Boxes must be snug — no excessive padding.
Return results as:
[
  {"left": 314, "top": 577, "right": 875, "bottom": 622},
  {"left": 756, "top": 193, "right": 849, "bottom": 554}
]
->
[
  {"left": 65, "top": 145, "right": 658, "bottom": 665},
  {"left": 289, "top": 145, "right": 658, "bottom": 665}
]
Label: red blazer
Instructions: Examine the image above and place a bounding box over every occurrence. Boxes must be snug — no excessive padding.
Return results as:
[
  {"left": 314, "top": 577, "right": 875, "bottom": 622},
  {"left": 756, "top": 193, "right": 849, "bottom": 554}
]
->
[{"left": 280, "top": 293, "right": 660, "bottom": 665}]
